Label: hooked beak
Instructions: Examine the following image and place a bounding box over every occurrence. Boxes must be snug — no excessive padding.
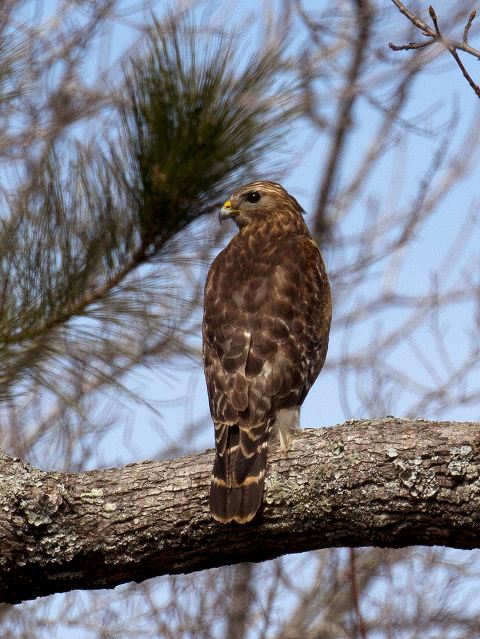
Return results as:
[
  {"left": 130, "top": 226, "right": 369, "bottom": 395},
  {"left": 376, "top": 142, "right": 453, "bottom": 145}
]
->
[{"left": 218, "top": 199, "right": 236, "bottom": 224}]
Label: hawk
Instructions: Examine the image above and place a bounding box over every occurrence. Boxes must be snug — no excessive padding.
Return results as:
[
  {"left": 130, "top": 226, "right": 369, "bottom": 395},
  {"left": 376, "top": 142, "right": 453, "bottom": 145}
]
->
[{"left": 203, "top": 181, "right": 331, "bottom": 524}]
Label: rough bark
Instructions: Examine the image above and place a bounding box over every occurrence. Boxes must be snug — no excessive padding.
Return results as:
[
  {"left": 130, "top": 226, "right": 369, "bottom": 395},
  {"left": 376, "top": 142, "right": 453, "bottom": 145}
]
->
[{"left": 1, "top": 417, "right": 480, "bottom": 604}]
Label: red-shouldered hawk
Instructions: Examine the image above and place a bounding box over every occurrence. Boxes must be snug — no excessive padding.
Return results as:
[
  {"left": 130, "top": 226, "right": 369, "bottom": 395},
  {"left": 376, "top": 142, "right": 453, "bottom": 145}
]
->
[{"left": 203, "top": 181, "right": 331, "bottom": 524}]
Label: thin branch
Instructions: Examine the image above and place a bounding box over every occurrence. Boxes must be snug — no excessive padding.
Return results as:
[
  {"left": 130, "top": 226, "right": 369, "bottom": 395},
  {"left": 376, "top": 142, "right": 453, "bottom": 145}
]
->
[
  {"left": 428, "top": 5, "right": 442, "bottom": 36},
  {"left": 389, "top": 1, "right": 480, "bottom": 97},
  {"left": 464, "top": 9, "right": 477, "bottom": 43},
  {"left": 313, "top": 0, "right": 373, "bottom": 239},
  {"left": 390, "top": 0, "right": 435, "bottom": 35},
  {"left": 225, "top": 563, "right": 255, "bottom": 639},
  {"left": 389, "top": 0, "right": 480, "bottom": 58},
  {"left": 389, "top": 40, "right": 432, "bottom": 51},
  {"left": 349, "top": 549, "right": 367, "bottom": 639},
  {"left": 446, "top": 40, "right": 480, "bottom": 98}
]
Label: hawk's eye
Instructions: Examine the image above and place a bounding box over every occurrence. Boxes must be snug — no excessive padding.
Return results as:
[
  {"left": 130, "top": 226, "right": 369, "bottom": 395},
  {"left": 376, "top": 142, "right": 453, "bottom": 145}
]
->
[{"left": 245, "top": 191, "right": 261, "bottom": 204}]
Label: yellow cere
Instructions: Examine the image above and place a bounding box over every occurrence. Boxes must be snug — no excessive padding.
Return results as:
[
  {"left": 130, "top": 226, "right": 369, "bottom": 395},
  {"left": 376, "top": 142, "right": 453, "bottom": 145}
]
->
[{"left": 223, "top": 200, "right": 232, "bottom": 209}]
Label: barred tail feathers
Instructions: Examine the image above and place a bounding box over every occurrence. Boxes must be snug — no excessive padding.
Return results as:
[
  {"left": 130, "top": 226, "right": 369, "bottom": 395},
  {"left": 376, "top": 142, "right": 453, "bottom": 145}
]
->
[{"left": 210, "top": 421, "right": 271, "bottom": 524}]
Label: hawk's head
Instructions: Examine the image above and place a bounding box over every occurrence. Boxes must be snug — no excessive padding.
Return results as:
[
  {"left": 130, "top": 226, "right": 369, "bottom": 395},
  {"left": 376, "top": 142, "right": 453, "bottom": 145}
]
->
[{"left": 219, "top": 181, "right": 305, "bottom": 230}]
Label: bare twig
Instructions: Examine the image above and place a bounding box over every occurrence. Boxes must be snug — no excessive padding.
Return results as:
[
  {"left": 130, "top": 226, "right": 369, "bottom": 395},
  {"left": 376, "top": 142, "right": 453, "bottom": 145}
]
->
[
  {"left": 389, "top": 1, "right": 480, "bottom": 97},
  {"left": 464, "top": 9, "right": 477, "bottom": 43},
  {"left": 428, "top": 5, "right": 441, "bottom": 36},
  {"left": 389, "top": 40, "right": 432, "bottom": 51}
]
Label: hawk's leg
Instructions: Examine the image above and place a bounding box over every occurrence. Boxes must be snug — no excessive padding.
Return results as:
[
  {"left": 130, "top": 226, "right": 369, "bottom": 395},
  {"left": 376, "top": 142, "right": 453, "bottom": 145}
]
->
[{"left": 272, "top": 406, "right": 300, "bottom": 452}]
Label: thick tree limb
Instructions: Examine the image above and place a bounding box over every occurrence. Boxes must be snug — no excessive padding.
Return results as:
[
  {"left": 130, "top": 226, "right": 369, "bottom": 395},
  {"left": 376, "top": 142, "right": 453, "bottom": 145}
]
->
[{"left": 2, "top": 417, "right": 480, "bottom": 605}]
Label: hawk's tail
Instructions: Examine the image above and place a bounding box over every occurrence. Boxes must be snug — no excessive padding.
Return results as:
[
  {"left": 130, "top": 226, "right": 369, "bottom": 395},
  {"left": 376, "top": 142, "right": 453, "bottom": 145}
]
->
[{"left": 210, "top": 421, "right": 271, "bottom": 524}]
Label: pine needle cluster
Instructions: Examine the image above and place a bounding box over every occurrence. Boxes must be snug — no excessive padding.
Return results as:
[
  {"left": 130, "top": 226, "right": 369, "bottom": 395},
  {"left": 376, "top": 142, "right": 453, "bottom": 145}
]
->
[{"left": 0, "top": 15, "right": 293, "bottom": 405}]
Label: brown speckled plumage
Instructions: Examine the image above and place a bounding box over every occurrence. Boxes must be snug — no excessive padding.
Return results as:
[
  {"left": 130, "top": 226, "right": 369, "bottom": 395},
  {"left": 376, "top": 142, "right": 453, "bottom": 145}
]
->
[{"left": 203, "top": 181, "right": 331, "bottom": 523}]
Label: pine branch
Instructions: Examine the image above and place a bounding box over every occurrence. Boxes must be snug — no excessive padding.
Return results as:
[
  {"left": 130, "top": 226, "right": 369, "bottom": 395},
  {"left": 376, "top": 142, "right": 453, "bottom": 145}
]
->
[
  {"left": 0, "top": 14, "right": 294, "bottom": 401},
  {"left": 2, "top": 417, "right": 480, "bottom": 604}
]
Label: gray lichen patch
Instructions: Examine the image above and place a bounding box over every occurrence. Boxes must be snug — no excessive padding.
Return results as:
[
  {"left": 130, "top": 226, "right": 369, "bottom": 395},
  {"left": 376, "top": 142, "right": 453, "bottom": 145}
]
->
[
  {"left": 452, "top": 445, "right": 473, "bottom": 457},
  {"left": 20, "top": 482, "right": 68, "bottom": 527},
  {"left": 332, "top": 441, "right": 345, "bottom": 457},
  {"left": 265, "top": 473, "right": 306, "bottom": 507},
  {"left": 274, "top": 470, "right": 337, "bottom": 521},
  {"left": 264, "top": 471, "right": 334, "bottom": 523},
  {"left": 448, "top": 460, "right": 478, "bottom": 480},
  {"left": 39, "top": 532, "right": 79, "bottom": 562},
  {"left": 393, "top": 457, "right": 439, "bottom": 498},
  {"left": 447, "top": 444, "right": 478, "bottom": 481}
]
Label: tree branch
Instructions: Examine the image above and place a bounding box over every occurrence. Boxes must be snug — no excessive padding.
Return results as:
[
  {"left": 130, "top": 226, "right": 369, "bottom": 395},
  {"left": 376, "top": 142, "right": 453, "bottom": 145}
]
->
[
  {"left": 2, "top": 417, "right": 480, "bottom": 605},
  {"left": 313, "top": 0, "right": 373, "bottom": 239},
  {"left": 389, "top": 1, "right": 480, "bottom": 98}
]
